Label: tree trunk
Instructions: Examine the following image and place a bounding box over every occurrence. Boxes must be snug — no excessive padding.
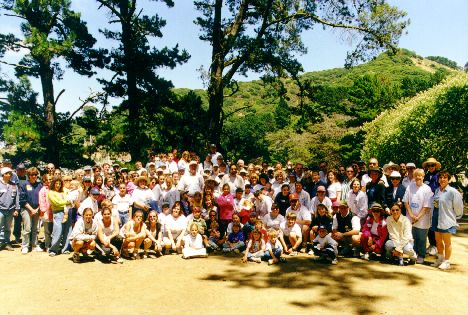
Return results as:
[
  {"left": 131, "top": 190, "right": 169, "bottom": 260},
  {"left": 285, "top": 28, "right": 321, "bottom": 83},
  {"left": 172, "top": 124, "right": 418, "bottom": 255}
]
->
[
  {"left": 120, "top": 1, "right": 141, "bottom": 161},
  {"left": 207, "top": 0, "right": 224, "bottom": 147},
  {"left": 39, "top": 61, "right": 58, "bottom": 165}
]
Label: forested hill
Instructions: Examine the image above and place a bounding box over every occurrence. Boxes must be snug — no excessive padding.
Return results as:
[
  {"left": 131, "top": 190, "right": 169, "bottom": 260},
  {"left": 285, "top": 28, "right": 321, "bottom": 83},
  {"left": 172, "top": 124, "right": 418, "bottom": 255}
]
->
[{"left": 174, "top": 49, "right": 457, "bottom": 167}]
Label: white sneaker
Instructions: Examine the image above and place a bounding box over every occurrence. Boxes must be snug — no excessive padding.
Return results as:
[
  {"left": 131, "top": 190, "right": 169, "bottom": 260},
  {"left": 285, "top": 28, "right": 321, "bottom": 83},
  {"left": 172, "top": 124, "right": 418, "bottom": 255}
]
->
[
  {"left": 426, "top": 246, "right": 437, "bottom": 256},
  {"left": 21, "top": 247, "right": 29, "bottom": 255},
  {"left": 438, "top": 260, "right": 450, "bottom": 270},
  {"left": 34, "top": 245, "right": 43, "bottom": 252},
  {"left": 431, "top": 256, "right": 444, "bottom": 267},
  {"left": 416, "top": 257, "right": 424, "bottom": 264},
  {"left": 307, "top": 250, "right": 314, "bottom": 255},
  {"left": 363, "top": 253, "right": 369, "bottom": 261},
  {"left": 268, "top": 259, "right": 274, "bottom": 265},
  {"left": 331, "top": 258, "right": 338, "bottom": 265}
]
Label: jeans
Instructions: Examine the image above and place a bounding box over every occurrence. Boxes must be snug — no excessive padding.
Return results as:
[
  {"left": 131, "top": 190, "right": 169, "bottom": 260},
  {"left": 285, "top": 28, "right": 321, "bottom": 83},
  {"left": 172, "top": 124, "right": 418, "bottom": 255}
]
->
[
  {"left": 384, "top": 240, "right": 416, "bottom": 260},
  {"left": 312, "top": 244, "right": 337, "bottom": 260},
  {"left": 50, "top": 211, "right": 64, "bottom": 254},
  {"left": 119, "top": 212, "right": 129, "bottom": 228},
  {"left": 60, "top": 208, "right": 73, "bottom": 253},
  {"left": 42, "top": 218, "right": 53, "bottom": 249},
  {"left": 0, "top": 209, "right": 15, "bottom": 245},
  {"left": 223, "top": 241, "right": 245, "bottom": 251},
  {"left": 412, "top": 227, "right": 428, "bottom": 258},
  {"left": 21, "top": 208, "right": 40, "bottom": 248},
  {"left": 262, "top": 247, "right": 282, "bottom": 261}
]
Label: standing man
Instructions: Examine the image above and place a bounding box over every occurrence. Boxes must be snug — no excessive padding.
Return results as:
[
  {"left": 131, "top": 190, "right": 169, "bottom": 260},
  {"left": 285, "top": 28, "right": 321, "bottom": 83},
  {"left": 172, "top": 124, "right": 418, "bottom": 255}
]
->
[
  {"left": 341, "top": 166, "right": 356, "bottom": 201},
  {"left": 209, "top": 144, "right": 222, "bottom": 167},
  {"left": 0, "top": 167, "right": 20, "bottom": 251},
  {"left": 19, "top": 167, "right": 43, "bottom": 254},
  {"left": 220, "top": 164, "right": 245, "bottom": 194}
]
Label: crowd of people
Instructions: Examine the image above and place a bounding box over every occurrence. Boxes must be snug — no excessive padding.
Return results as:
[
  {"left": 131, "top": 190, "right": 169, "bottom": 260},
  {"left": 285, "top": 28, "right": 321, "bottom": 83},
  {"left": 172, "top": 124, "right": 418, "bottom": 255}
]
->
[{"left": 0, "top": 144, "right": 464, "bottom": 270}]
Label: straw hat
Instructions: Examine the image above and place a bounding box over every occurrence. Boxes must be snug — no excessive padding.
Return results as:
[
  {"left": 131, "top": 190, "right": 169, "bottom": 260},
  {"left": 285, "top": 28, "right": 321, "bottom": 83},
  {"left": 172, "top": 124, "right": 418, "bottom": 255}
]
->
[{"left": 422, "top": 157, "right": 441, "bottom": 169}]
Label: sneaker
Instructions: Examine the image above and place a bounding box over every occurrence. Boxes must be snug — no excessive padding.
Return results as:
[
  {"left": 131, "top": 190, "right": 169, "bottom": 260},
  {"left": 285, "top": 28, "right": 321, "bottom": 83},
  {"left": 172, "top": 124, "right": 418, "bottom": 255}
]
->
[
  {"left": 331, "top": 258, "right": 338, "bottom": 265},
  {"left": 143, "top": 251, "right": 148, "bottom": 259},
  {"left": 116, "top": 257, "right": 124, "bottom": 264},
  {"left": 268, "top": 259, "right": 274, "bottom": 265},
  {"left": 4, "top": 244, "right": 14, "bottom": 251},
  {"left": 34, "top": 245, "right": 43, "bottom": 252},
  {"left": 72, "top": 253, "right": 80, "bottom": 263},
  {"left": 252, "top": 257, "right": 261, "bottom": 263},
  {"left": 21, "top": 247, "right": 28, "bottom": 255},
  {"left": 398, "top": 258, "right": 404, "bottom": 266},
  {"left": 49, "top": 251, "right": 56, "bottom": 257},
  {"left": 431, "top": 256, "right": 444, "bottom": 267},
  {"left": 307, "top": 250, "right": 314, "bottom": 256},
  {"left": 233, "top": 249, "right": 240, "bottom": 254},
  {"left": 363, "top": 253, "right": 369, "bottom": 261},
  {"left": 426, "top": 245, "right": 437, "bottom": 256},
  {"left": 222, "top": 248, "right": 231, "bottom": 253},
  {"left": 416, "top": 257, "right": 424, "bottom": 264},
  {"left": 279, "top": 257, "right": 286, "bottom": 263},
  {"left": 438, "top": 260, "right": 450, "bottom": 270}
]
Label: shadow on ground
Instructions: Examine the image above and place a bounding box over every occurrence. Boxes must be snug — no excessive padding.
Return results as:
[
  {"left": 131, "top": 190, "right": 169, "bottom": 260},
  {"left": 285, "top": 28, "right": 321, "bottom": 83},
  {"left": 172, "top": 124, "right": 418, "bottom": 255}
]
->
[{"left": 200, "top": 253, "right": 423, "bottom": 315}]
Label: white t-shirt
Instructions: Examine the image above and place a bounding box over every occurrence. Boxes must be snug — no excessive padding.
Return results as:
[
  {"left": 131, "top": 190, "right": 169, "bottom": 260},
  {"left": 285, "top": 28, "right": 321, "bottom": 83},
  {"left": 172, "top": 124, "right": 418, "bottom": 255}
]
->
[
  {"left": 177, "top": 174, "right": 204, "bottom": 196},
  {"left": 265, "top": 240, "right": 283, "bottom": 252},
  {"left": 402, "top": 182, "right": 433, "bottom": 229},
  {"left": 280, "top": 222, "right": 302, "bottom": 237},
  {"left": 132, "top": 187, "right": 155, "bottom": 206},
  {"left": 183, "top": 233, "right": 203, "bottom": 249},
  {"left": 309, "top": 196, "right": 332, "bottom": 215},
  {"left": 112, "top": 194, "right": 134, "bottom": 213},
  {"left": 166, "top": 215, "right": 188, "bottom": 237},
  {"left": 327, "top": 182, "right": 342, "bottom": 200},
  {"left": 313, "top": 234, "right": 337, "bottom": 252},
  {"left": 285, "top": 206, "right": 311, "bottom": 228},
  {"left": 262, "top": 213, "right": 285, "bottom": 231}
]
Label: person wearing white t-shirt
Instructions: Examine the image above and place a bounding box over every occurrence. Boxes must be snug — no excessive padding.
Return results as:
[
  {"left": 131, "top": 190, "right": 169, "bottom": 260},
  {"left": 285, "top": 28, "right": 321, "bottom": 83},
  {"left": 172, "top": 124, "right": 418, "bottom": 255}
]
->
[
  {"left": 262, "top": 204, "right": 285, "bottom": 231},
  {"left": 285, "top": 192, "right": 311, "bottom": 246},
  {"left": 279, "top": 212, "right": 302, "bottom": 256},
  {"left": 177, "top": 161, "right": 204, "bottom": 197},
  {"left": 112, "top": 183, "right": 134, "bottom": 226},
  {"left": 403, "top": 168, "right": 433, "bottom": 264},
  {"left": 326, "top": 170, "right": 342, "bottom": 202},
  {"left": 310, "top": 185, "right": 332, "bottom": 215}
]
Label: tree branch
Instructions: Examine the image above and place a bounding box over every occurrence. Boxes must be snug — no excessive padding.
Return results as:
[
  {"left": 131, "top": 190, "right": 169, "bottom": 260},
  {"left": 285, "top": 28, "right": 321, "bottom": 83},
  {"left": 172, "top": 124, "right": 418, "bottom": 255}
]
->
[
  {"left": 0, "top": 60, "right": 31, "bottom": 69},
  {"left": 67, "top": 92, "right": 105, "bottom": 122},
  {"left": 224, "top": 104, "right": 252, "bottom": 120},
  {"left": 223, "top": 80, "right": 239, "bottom": 97},
  {"left": 97, "top": 0, "right": 123, "bottom": 20},
  {"left": 54, "top": 89, "right": 66, "bottom": 106}
]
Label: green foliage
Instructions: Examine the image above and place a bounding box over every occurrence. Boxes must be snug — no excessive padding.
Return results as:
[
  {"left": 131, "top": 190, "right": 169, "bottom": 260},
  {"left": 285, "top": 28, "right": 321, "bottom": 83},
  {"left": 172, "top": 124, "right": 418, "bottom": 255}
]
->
[
  {"left": 426, "top": 56, "right": 459, "bottom": 69},
  {"left": 362, "top": 74, "right": 468, "bottom": 174},
  {"left": 274, "top": 98, "right": 291, "bottom": 129}
]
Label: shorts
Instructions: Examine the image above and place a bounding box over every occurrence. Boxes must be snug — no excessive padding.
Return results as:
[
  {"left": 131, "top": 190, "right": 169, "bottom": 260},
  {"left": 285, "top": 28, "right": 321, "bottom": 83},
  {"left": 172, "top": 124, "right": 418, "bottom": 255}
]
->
[{"left": 431, "top": 208, "right": 457, "bottom": 234}]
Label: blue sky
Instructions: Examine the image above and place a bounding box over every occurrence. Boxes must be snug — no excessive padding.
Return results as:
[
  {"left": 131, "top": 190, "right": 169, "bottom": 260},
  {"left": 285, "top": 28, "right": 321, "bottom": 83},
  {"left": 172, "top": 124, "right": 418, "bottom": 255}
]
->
[{"left": 1, "top": 0, "right": 467, "bottom": 113}]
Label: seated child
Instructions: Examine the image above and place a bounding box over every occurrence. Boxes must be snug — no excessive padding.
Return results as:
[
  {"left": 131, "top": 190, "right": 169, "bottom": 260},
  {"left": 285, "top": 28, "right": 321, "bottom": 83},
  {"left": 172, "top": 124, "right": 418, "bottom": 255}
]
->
[
  {"left": 222, "top": 223, "right": 245, "bottom": 254},
  {"left": 279, "top": 212, "right": 302, "bottom": 256},
  {"left": 262, "top": 229, "right": 284, "bottom": 265},
  {"left": 206, "top": 221, "right": 223, "bottom": 251},
  {"left": 182, "top": 223, "right": 208, "bottom": 259},
  {"left": 242, "top": 212, "right": 257, "bottom": 240},
  {"left": 312, "top": 225, "right": 338, "bottom": 264},
  {"left": 242, "top": 229, "right": 265, "bottom": 263},
  {"left": 248, "top": 219, "right": 268, "bottom": 243}
]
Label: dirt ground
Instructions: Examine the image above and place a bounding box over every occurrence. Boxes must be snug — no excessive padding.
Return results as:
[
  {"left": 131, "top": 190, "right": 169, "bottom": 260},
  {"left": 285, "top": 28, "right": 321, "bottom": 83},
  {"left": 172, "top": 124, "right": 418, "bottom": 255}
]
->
[{"left": 1, "top": 220, "right": 468, "bottom": 315}]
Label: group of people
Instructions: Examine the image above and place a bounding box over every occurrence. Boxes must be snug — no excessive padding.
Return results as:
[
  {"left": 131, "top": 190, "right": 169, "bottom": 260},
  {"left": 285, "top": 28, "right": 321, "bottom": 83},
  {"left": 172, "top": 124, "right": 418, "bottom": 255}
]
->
[{"left": 0, "top": 146, "right": 463, "bottom": 269}]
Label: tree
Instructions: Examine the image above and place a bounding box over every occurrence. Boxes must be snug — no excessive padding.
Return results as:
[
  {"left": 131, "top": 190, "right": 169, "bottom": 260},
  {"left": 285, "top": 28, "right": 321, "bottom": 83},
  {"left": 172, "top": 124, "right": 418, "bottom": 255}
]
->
[
  {"left": 0, "top": 0, "right": 105, "bottom": 164},
  {"left": 426, "top": 56, "right": 459, "bottom": 69},
  {"left": 96, "top": 0, "right": 190, "bottom": 161},
  {"left": 194, "top": 0, "right": 409, "bottom": 146}
]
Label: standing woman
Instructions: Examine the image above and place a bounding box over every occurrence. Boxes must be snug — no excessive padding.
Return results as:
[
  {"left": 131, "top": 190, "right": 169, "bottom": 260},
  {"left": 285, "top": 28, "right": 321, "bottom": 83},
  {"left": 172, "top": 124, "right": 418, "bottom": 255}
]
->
[
  {"left": 216, "top": 183, "right": 235, "bottom": 238},
  {"left": 326, "top": 170, "right": 342, "bottom": 202},
  {"left": 384, "top": 171, "right": 406, "bottom": 215},
  {"left": 47, "top": 177, "right": 72, "bottom": 256},
  {"left": 347, "top": 179, "right": 368, "bottom": 226},
  {"left": 159, "top": 176, "right": 180, "bottom": 209},
  {"left": 38, "top": 174, "right": 53, "bottom": 251},
  {"left": 431, "top": 170, "right": 463, "bottom": 270}
]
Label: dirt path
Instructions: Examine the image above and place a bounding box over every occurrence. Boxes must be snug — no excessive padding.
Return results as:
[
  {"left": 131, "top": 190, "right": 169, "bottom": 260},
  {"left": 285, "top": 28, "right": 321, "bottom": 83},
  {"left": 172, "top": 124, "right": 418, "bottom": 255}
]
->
[{"left": 1, "top": 221, "right": 468, "bottom": 315}]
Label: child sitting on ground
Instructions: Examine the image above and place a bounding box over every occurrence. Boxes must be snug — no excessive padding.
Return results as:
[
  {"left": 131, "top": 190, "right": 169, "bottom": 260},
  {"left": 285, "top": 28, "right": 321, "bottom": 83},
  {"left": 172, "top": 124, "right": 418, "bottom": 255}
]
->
[
  {"left": 312, "top": 225, "right": 338, "bottom": 265},
  {"left": 262, "top": 229, "right": 284, "bottom": 265},
  {"left": 182, "top": 223, "right": 208, "bottom": 259},
  {"left": 206, "top": 221, "right": 223, "bottom": 251},
  {"left": 242, "top": 229, "right": 265, "bottom": 263},
  {"left": 223, "top": 223, "right": 245, "bottom": 254}
]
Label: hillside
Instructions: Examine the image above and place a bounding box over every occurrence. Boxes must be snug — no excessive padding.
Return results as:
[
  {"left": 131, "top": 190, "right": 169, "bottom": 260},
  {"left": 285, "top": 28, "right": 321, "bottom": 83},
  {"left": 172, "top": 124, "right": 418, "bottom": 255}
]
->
[{"left": 174, "top": 49, "right": 459, "bottom": 165}]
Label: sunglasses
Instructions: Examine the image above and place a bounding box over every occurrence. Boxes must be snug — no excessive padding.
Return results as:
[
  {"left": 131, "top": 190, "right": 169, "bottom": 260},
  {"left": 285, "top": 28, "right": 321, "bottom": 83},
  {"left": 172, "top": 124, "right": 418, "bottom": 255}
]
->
[
  {"left": 30, "top": 174, "right": 38, "bottom": 177},
  {"left": 427, "top": 164, "right": 436, "bottom": 167},
  {"left": 391, "top": 209, "right": 400, "bottom": 212}
]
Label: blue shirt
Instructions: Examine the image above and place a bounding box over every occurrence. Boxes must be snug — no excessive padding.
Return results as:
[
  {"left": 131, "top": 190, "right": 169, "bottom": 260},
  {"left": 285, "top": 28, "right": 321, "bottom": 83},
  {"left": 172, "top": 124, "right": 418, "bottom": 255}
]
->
[{"left": 19, "top": 180, "right": 43, "bottom": 209}]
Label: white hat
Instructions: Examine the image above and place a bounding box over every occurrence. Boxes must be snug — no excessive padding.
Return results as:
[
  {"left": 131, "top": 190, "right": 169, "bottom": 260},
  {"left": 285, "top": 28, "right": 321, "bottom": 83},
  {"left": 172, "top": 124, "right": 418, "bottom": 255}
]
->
[
  {"left": 389, "top": 170, "right": 401, "bottom": 178},
  {"left": 189, "top": 160, "right": 198, "bottom": 166},
  {"left": 406, "top": 162, "right": 416, "bottom": 168},
  {"left": 1, "top": 167, "right": 13, "bottom": 175}
]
